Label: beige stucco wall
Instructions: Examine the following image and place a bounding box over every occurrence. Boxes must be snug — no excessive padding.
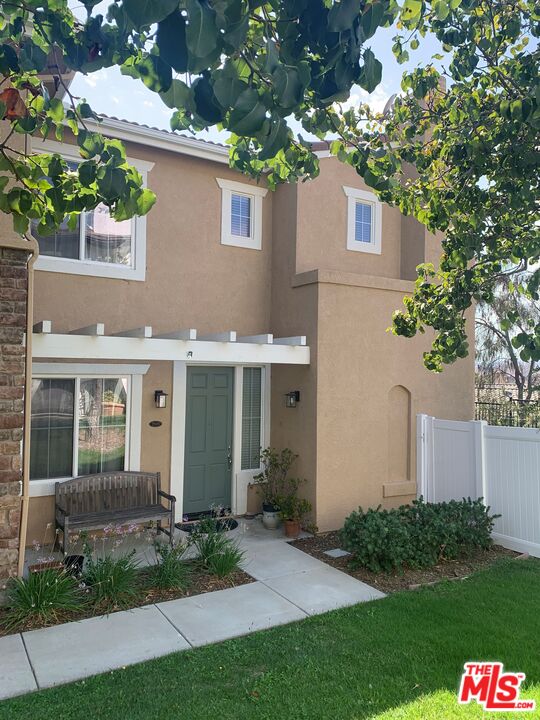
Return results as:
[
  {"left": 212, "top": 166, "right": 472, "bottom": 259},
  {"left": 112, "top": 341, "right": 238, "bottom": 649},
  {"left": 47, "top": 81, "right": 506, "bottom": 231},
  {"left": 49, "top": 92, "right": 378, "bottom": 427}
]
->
[
  {"left": 33, "top": 140, "right": 273, "bottom": 336},
  {"left": 295, "top": 157, "right": 403, "bottom": 279},
  {"left": 26, "top": 142, "right": 475, "bottom": 542},
  {"left": 268, "top": 158, "right": 474, "bottom": 532},
  {"left": 314, "top": 278, "right": 474, "bottom": 531}
]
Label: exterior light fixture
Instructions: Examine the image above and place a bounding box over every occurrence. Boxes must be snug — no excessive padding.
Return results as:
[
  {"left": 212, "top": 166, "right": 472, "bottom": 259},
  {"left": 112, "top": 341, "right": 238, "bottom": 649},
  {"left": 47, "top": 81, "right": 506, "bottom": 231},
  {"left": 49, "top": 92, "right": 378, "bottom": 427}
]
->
[
  {"left": 285, "top": 390, "right": 300, "bottom": 408},
  {"left": 154, "top": 390, "right": 168, "bottom": 409}
]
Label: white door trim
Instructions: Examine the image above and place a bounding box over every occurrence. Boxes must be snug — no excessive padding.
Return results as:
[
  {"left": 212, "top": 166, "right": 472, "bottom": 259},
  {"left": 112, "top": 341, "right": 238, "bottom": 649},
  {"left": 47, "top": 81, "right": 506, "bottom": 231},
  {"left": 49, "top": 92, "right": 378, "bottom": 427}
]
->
[
  {"left": 169, "top": 362, "right": 270, "bottom": 521},
  {"left": 170, "top": 361, "right": 187, "bottom": 521}
]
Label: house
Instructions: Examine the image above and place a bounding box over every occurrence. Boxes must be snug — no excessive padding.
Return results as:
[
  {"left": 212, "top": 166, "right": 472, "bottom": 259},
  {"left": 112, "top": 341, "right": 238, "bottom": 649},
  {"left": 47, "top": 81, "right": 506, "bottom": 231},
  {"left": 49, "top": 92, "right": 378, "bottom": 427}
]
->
[{"left": 17, "top": 116, "right": 474, "bottom": 549}]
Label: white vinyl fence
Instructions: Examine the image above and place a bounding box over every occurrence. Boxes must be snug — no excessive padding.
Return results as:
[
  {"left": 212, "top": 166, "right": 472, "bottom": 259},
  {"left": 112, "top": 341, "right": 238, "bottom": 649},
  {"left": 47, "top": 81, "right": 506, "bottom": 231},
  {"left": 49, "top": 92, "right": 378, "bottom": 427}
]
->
[{"left": 417, "top": 415, "right": 540, "bottom": 558}]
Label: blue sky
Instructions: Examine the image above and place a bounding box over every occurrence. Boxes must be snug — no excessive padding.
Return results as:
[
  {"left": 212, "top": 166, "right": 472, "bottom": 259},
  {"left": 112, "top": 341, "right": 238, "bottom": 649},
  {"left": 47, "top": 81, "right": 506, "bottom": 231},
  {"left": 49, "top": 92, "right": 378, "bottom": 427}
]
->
[{"left": 69, "top": 22, "right": 443, "bottom": 143}]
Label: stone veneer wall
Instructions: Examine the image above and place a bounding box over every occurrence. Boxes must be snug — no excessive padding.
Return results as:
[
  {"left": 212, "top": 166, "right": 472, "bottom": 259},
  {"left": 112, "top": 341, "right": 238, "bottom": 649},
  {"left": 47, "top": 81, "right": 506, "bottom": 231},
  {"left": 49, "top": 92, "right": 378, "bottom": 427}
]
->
[{"left": 0, "top": 247, "right": 27, "bottom": 588}]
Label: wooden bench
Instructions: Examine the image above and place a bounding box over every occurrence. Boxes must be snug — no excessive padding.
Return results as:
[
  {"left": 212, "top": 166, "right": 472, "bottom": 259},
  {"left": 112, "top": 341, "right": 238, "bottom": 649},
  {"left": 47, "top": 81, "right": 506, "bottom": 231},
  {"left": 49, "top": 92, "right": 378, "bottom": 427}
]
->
[{"left": 55, "top": 471, "right": 176, "bottom": 555}]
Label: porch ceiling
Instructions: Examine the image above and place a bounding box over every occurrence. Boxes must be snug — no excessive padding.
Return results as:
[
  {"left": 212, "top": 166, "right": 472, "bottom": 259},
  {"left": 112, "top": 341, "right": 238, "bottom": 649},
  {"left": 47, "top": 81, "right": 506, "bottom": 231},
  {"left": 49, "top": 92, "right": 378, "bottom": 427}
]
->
[{"left": 31, "top": 324, "right": 310, "bottom": 365}]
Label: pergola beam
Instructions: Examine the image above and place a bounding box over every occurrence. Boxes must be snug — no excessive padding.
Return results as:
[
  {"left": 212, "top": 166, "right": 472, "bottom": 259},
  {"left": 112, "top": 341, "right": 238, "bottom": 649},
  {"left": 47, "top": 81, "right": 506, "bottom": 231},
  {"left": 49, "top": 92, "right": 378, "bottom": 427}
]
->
[
  {"left": 155, "top": 329, "right": 197, "bottom": 340},
  {"left": 32, "top": 333, "right": 310, "bottom": 365},
  {"left": 113, "top": 326, "right": 153, "bottom": 339},
  {"left": 237, "top": 334, "right": 273, "bottom": 344},
  {"left": 68, "top": 323, "right": 105, "bottom": 336},
  {"left": 32, "top": 320, "right": 51, "bottom": 334},
  {"left": 274, "top": 336, "right": 307, "bottom": 346},
  {"left": 198, "top": 331, "right": 237, "bottom": 342}
]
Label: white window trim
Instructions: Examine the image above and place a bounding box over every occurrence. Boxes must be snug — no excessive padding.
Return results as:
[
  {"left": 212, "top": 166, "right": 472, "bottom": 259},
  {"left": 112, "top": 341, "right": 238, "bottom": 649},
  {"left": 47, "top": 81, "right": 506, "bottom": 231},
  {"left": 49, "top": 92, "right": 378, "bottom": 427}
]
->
[
  {"left": 343, "top": 185, "right": 382, "bottom": 255},
  {"left": 217, "top": 178, "right": 267, "bottom": 250},
  {"left": 29, "top": 364, "right": 146, "bottom": 497},
  {"left": 169, "top": 362, "right": 270, "bottom": 521},
  {"left": 31, "top": 139, "right": 154, "bottom": 281}
]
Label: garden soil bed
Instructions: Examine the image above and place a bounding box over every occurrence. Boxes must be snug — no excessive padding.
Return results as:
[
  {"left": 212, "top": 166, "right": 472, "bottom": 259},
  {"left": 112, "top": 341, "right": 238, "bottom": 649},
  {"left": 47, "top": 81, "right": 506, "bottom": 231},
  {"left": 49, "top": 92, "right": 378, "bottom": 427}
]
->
[
  {"left": 0, "top": 565, "right": 253, "bottom": 637},
  {"left": 290, "top": 532, "right": 519, "bottom": 593}
]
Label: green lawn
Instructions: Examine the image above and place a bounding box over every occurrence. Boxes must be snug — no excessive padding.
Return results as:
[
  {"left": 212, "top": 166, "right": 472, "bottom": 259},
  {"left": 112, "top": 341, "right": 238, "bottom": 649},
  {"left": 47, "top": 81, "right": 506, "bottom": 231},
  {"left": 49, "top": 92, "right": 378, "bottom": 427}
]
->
[{"left": 2, "top": 559, "right": 539, "bottom": 720}]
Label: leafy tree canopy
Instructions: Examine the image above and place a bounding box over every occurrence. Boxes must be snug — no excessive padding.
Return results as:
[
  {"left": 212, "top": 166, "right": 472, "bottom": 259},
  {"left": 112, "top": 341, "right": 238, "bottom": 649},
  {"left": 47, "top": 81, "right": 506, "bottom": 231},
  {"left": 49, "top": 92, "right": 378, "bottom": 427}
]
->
[
  {"left": 0, "top": 0, "right": 538, "bottom": 370},
  {"left": 476, "top": 275, "right": 540, "bottom": 401}
]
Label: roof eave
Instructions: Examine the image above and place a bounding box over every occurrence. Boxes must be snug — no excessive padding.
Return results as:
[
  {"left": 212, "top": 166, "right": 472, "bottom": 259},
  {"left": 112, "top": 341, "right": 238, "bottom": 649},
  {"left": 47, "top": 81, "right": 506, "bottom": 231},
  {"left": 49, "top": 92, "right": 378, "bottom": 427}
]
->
[{"left": 84, "top": 116, "right": 231, "bottom": 165}]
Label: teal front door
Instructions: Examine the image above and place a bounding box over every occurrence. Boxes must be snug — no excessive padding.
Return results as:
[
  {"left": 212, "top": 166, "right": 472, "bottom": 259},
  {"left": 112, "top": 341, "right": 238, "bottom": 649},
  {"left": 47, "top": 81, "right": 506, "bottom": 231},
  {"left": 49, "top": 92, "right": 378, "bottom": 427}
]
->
[{"left": 183, "top": 367, "right": 234, "bottom": 515}]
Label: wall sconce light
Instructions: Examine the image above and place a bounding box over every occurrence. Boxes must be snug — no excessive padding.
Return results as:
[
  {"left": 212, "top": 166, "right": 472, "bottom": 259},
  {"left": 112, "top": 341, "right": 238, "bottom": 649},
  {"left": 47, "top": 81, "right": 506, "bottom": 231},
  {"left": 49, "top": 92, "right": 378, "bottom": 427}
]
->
[
  {"left": 154, "top": 390, "right": 168, "bottom": 409},
  {"left": 285, "top": 390, "right": 300, "bottom": 408}
]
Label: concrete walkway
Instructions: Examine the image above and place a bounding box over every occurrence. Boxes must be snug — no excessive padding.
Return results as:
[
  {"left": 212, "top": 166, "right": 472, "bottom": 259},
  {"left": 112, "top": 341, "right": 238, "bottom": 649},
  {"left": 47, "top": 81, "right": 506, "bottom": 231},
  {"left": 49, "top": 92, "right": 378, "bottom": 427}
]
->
[{"left": 0, "top": 521, "right": 384, "bottom": 700}]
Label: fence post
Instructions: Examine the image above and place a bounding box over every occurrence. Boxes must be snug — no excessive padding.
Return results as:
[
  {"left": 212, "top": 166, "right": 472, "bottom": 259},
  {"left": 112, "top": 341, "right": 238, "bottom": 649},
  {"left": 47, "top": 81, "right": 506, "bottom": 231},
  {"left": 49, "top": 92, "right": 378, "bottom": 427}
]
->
[
  {"left": 416, "top": 414, "right": 433, "bottom": 501},
  {"left": 473, "top": 420, "right": 487, "bottom": 503}
]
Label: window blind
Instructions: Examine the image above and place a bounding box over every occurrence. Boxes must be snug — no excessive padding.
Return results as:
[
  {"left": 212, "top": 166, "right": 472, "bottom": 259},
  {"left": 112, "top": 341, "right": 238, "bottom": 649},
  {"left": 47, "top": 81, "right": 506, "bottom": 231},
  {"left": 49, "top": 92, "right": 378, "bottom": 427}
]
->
[{"left": 241, "top": 367, "right": 262, "bottom": 470}]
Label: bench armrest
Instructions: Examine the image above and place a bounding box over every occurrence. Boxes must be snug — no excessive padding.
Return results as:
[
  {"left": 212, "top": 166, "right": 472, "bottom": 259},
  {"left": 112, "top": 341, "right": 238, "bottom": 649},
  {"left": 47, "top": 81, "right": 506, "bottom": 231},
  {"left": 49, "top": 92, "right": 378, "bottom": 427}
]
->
[{"left": 158, "top": 489, "right": 176, "bottom": 503}]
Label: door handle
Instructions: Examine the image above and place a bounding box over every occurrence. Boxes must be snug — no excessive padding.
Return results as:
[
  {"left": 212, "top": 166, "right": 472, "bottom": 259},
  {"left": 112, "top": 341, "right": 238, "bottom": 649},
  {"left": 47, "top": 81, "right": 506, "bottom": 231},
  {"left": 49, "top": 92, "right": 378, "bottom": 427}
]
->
[{"left": 227, "top": 446, "right": 232, "bottom": 468}]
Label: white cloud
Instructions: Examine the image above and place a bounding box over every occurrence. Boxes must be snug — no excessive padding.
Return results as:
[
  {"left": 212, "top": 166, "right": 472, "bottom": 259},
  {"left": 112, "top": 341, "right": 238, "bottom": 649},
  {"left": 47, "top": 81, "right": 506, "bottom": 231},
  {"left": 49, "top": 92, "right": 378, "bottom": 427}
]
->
[
  {"left": 340, "top": 83, "right": 391, "bottom": 114},
  {"left": 82, "top": 68, "right": 108, "bottom": 89}
]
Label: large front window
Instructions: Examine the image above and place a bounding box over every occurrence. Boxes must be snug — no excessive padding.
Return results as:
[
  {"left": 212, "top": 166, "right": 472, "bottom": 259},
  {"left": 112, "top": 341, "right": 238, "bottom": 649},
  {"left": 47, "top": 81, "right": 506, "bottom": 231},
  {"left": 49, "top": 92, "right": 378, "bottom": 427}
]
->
[
  {"left": 30, "top": 376, "right": 128, "bottom": 481},
  {"left": 30, "top": 139, "right": 151, "bottom": 281},
  {"left": 31, "top": 205, "right": 133, "bottom": 268}
]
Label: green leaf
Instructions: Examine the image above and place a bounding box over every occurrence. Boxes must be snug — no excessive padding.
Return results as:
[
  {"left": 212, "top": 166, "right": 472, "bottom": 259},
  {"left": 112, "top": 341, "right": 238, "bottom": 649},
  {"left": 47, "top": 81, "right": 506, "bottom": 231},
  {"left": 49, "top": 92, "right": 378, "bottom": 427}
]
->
[
  {"left": 228, "top": 88, "right": 267, "bottom": 136},
  {"left": 433, "top": 0, "right": 449, "bottom": 20},
  {"left": 361, "top": 2, "right": 384, "bottom": 41},
  {"left": 328, "top": 0, "right": 362, "bottom": 32},
  {"left": 123, "top": 0, "right": 179, "bottom": 28},
  {"left": 265, "top": 40, "right": 279, "bottom": 74},
  {"left": 159, "top": 78, "right": 193, "bottom": 110},
  {"left": 401, "top": 0, "right": 422, "bottom": 21},
  {"left": 98, "top": 166, "right": 126, "bottom": 202},
  {"left": 19, "top": 39, "right": 47, "bottom": 72},
  {"left": 48, "top": 98, "right": 65, "bottom": 123},
  {"left": 13, "top": 214, "right": 29, "bottom": 235},
  {"left": 192, "top": 76, "right": 224, "bottom": 124},
  {"left": 156, "top": 10, "right": 188, "bottom": 73},
  {"left": 272, "top": 65, "right": 306, "bottom": 109},
  {"left": 135, "top": 188, "right": 156, "bottom": 215},
  {"left": 359, "top": 48, "right": 382, "bottom": 93},
  {"left": 185, "top": 0, "right": 219, "bottom": 59},
  {"left": 258, "top": 119, "right": 289, "bottom": 161},
  {"left": 213, "top": 63, "right": 246, "bottom": 108}
]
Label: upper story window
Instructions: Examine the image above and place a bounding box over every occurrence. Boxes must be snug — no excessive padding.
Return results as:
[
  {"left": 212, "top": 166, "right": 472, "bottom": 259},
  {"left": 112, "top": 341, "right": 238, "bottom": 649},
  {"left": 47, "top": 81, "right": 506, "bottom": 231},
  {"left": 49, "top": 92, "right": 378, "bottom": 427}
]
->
[
  {"left": 343, "top": 186, "right": 382, "bottom": 255},
  {"left": 31, "top": 140, "right": 154, "bottom": 281},
  {"left": 217, "top": 178, "right": 267, "bottom": 250}
]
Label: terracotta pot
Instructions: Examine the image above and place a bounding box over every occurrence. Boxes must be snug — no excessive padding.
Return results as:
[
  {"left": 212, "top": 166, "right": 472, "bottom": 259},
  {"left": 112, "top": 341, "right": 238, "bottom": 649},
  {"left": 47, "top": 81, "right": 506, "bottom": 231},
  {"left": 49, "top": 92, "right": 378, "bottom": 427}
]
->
[{"left": 284, "top": 519, "right": 301, "bottom": 538}]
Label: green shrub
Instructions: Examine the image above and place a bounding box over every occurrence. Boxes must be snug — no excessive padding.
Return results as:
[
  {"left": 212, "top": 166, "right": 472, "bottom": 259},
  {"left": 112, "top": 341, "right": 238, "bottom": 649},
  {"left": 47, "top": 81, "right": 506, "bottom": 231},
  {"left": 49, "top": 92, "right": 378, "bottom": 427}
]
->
[
  {"left": 4, "top": 569, "right": 83, "bottom": 631},
  {"left": 149, "top": 541, "right": 191, "bottom": 590},
  {"left": 340, "top": 498, "right": 498, "bottom": 573},
  {"left": 205, "top": 540, "right": 245, "bottom": 577},
  {"left": 83, "top": 550, "right": 139, "bottom": 609},
  {"left": 189, "top": 518, "right": 245, "bottom": 577}
]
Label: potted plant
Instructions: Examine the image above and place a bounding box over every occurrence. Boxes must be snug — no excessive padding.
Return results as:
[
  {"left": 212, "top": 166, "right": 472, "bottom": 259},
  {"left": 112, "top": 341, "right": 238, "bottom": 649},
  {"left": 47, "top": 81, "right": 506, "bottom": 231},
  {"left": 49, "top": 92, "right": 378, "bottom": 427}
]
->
[
  {"left": 253, "top": 448, "right": 298, "bottom": 529},
  {"left": 278, "top": 478, "right": 312, "bottom": 538}
]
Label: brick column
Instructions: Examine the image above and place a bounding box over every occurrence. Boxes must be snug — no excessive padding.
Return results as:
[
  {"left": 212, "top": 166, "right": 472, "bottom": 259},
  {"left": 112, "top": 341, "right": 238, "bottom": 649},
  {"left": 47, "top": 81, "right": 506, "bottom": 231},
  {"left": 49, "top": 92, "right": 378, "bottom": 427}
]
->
[{"left": 0, "top": 247, "right": 28, "bottom": 588}]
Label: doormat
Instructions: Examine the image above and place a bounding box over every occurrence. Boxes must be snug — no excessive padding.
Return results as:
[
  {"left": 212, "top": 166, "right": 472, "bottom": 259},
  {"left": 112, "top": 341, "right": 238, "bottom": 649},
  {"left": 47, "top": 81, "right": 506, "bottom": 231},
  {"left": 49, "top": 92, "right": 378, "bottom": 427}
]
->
[{"left": 176, "top": 517, "right": 239, "bottom": 534}]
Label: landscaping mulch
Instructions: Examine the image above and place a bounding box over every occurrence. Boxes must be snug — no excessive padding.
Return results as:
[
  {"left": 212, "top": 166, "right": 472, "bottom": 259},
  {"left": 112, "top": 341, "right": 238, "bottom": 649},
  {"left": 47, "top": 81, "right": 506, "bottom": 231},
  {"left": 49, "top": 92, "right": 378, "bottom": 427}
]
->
[
  {"left": 0, "top": 564, "right": 253, "bottom": 637},
  {"left": 290, "top": 531, "right": 519, "bottom": 593}
]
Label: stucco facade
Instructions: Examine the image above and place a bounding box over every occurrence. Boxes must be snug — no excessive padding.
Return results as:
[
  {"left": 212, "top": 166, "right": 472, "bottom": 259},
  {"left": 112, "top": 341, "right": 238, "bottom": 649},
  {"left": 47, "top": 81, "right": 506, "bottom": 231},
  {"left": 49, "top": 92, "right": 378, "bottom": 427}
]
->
[{"left": 26, "top": 121, "right": 473, "bottom": 544}]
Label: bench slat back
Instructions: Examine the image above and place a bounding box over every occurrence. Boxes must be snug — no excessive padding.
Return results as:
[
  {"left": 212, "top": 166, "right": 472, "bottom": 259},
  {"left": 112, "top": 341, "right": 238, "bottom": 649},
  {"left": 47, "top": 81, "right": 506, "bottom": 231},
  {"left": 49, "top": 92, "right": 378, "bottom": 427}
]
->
[{"left": 56, "top": 472, "right": 161, "bottom": 515}]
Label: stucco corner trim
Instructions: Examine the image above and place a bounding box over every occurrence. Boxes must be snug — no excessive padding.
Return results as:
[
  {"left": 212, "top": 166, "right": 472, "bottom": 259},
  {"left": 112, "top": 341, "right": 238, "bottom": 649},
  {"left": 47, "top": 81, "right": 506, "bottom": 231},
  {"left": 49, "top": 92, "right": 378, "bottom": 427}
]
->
[
  {"left": 382, "top": 481, "right": 417, "bottom": 498},
  {"left": 292, "top": 269, "right": 415, "bottom": 294}
]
